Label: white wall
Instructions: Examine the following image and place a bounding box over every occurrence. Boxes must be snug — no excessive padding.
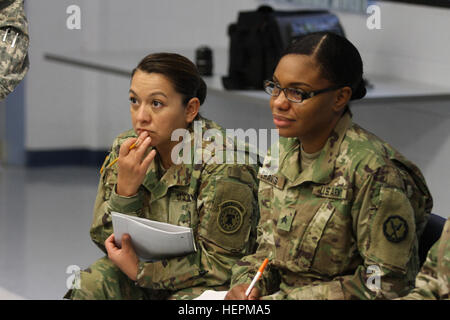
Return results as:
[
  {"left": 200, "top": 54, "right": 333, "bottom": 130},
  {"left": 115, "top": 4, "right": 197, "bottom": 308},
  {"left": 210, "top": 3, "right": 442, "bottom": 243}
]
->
[
  {"left": 351, "top": 99, "right": 450, "bottom": 218},
  {"left": 23, "top": 1, "right": 450, "bottom": 216},
  {"left": 25, "top": 0, "right": 98, "bottom": 150},
  {"left": 334, "top": 2, "right": 450, "bottom": 217},
  {"left": 25, "top": 1, "right": 450, "bottom": 150},
  {"left": 336, "top": 1, "right": 450, "bottom": 88},
  {"left": 25, "top": 0, "right": 263, "bottom": 150}
]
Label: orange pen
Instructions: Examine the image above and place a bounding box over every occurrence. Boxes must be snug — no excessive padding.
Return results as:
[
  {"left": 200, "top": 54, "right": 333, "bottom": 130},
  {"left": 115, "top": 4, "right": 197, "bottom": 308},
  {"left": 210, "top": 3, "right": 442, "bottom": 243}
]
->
[
  {"left": 245, "top": 258, "right": 269, "bottom": 297},
  {"left": 100, "top": 141, "right": 137, "bottom": 174}
]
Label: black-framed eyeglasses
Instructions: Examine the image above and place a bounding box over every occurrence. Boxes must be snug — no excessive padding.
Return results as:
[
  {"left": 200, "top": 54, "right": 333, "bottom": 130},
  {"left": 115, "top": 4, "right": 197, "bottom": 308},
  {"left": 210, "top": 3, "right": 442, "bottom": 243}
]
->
[{"left": 263, "top": 80, "right": 344, "bottom": 103}]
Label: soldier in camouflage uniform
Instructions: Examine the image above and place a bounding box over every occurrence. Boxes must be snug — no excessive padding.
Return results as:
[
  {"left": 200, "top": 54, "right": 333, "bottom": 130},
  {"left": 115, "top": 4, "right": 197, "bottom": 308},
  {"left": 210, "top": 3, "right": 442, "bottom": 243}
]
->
[
  {"left": 226, "top": 32, "right": 432, "bottom": 300},
  {"left": 0, "top": 0, "right": 29, "bottom": 100},
  {"left": 399, "top": 218, "right": 449, "bottom": 300},
  {"left": 65, "top": 53, "right": 259, "bottom": 300}
]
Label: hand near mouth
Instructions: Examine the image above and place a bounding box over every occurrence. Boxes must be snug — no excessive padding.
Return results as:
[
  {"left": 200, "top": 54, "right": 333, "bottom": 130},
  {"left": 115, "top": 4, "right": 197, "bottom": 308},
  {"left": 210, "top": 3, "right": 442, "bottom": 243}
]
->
[{"left": 116, "top": 131, "right": 157, "bottom": 197}]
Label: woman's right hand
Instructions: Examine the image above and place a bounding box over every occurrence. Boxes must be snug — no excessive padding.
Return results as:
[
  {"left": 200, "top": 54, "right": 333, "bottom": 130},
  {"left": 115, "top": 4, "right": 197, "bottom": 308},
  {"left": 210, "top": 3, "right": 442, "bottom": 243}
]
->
[
  {"left": 116, "top": 131, "right": 157, "bottom": 197},
  {"left": 225, "top": 284, "right": 261, "bottom": 300}
]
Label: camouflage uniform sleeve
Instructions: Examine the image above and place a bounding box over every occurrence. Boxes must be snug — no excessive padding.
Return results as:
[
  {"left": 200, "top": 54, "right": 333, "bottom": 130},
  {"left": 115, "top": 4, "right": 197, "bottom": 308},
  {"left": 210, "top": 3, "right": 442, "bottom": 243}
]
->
[
  {"left": 398, "top": 239, "right": 440, "bottom": 299},
  {"left": 288, "top": 164, "right": 421, "bottom": 300},
  {"left": 230, "top": 180, "right": 281, "bottom": 296},
  {"left": 89, "top": 136, "right": 145, "bottom": 253},
  {"left": 135, "top": 163, "right": 259, "bottom": 292},
  {"left": 399, "top": 219, "right": 450, "bottom": 300},
  {"left": 0, "top": 0, "right": 29, "bottom": 101}
]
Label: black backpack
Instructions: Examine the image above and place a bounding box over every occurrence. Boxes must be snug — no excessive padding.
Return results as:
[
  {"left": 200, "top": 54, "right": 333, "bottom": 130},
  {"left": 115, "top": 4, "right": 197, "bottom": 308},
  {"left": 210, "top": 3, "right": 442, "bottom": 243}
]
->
[{"left": 222, "top": 6, "right": 345, "bottom": 90}]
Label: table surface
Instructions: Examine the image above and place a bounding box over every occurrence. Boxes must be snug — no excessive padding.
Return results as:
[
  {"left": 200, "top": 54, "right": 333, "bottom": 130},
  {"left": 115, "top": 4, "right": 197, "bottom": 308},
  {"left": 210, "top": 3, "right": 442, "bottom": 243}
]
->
[{"left": 44, "top": 48, "right": 450, "bottom": 104}]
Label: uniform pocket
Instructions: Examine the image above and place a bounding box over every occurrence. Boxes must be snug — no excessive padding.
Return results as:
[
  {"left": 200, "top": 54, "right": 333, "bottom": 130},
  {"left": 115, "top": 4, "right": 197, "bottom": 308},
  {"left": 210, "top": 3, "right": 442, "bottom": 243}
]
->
[
  {"left": 258, "top": 183, "right": 273, "bottom": 222},
  {"left": 296, "top": 202, "right": 336, "bottom": 270},
  {"left": 168, "top": 191, "right": 195, "bottom": 228}
]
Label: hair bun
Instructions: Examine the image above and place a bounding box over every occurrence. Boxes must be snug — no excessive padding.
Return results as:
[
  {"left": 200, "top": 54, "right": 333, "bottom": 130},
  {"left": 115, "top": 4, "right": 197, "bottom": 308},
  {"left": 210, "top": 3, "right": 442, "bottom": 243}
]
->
[{"left": 351, "top": 78, "right": 367, "bottom": 100}]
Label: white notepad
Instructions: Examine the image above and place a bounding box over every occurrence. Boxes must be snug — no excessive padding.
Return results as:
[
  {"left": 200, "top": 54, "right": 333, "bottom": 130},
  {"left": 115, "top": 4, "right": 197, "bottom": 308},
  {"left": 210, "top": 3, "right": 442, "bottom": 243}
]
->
[
  {"left": 193, "top": 290, "right": 228, "bottom": 300},
  {"left": 111, "top": 212, "right": 197, "bottom": 261}
]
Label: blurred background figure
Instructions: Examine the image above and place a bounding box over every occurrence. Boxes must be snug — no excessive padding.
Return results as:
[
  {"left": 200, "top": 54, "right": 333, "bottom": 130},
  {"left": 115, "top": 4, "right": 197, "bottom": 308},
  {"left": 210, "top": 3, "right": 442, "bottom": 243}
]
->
[
  {"left": 398, "top": 218, "right": 450, "bottom": 300},
  {"left": 0, "top": 0, "right": 29, "bottom": 101}
]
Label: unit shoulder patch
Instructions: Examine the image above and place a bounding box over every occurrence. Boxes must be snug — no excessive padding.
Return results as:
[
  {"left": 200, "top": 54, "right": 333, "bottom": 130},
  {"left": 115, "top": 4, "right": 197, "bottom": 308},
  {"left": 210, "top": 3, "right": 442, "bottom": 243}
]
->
[
  {"left": 383, "top": 215, "right": 409, "bottom": 243},
  {"left": 217, "top": 200, "right": 245, "bottom": 234}
]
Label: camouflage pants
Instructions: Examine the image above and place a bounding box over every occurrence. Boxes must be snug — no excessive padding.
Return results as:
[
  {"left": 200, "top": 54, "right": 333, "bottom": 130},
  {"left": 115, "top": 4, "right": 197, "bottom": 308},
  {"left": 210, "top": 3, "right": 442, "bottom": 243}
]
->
[{"left": 64, "top": 256, "right": 171, "bottom": 300}]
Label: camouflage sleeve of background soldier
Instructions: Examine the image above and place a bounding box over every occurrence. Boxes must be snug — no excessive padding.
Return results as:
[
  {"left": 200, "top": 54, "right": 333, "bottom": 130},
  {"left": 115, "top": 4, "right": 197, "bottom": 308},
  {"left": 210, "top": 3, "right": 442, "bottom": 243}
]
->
[
  {"left": 399, "top": 219, "right": 450, "bottom": 300},
  {"left": 287, "top": 164, "right": 423, "bottom": 300},
  {"left": 135, "top": 163, "right": 260, "bottom": 292},
  {"left": 89, "top": 132, "right": 144, "bottom": 253},
  {"left": 0, "top": 0, "right": 29, "bottom": 101}
]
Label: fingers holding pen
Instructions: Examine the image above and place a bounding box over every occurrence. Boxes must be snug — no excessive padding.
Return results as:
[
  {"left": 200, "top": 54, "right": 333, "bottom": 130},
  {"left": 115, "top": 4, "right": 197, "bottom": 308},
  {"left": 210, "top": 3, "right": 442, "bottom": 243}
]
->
[
  {"left": 122, "top": 131, "right": 147, "bottom": 153},
  {"left": 141, "top": 148, "right": 157, "bottom": 169},
  {"left": 116, "top": 131, "right": 155, "bottom": 197},
  {"left": 225, "top": 284, "right": 261, "bottom": 300},
  {"left": 134, "top": 134, "right": 153, "bottom": 162},
  {"left": 119, "top": 131, "right": 150, "bottom": 160},
  {"left": 101, "top": 133, "right": 145, "bottom": 174},
  {"left": 119, "top": 136, "right": 139, "bottom": 157},
  {"left": 133, "top": 130, "right": 149, "bottom": 150}
]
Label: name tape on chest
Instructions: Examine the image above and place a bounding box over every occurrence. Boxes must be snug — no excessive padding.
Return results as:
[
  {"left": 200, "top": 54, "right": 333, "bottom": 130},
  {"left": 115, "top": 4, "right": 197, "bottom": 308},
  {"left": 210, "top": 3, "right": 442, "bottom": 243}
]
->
[
  {"left": 258, "top": 173, "right": 286, "bottom": 190},
  {"left": 175, "top": 192, "right": 192, "bottom": 202},
  {"left": 312, "top": 185, "right": 351, "bottom": 200}
]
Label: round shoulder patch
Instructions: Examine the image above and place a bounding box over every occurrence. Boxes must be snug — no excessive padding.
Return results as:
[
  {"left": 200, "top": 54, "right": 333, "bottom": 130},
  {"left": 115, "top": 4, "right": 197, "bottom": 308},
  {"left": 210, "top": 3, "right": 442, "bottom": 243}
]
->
[
  {"left": 217, "top": 200, "right": 244, "bottom": 234},
  {"left": 383, "top": 215, "right": 409, "bottom": 243}
]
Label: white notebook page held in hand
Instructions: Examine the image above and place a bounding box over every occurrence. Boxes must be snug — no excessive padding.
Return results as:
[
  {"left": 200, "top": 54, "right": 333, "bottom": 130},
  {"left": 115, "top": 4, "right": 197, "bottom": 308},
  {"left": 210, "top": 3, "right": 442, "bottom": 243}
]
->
[
  {"left": 111, "top": 212, "right": 197, "bottom": 261},
  {"left": 193, "top": 290, "right": 228, "bottom": 300}
]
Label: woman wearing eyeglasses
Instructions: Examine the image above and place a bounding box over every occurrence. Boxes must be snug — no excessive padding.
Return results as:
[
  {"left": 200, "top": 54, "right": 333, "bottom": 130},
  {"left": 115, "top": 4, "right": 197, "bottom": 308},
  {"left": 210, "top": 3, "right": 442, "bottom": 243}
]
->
[{"left": 225, "top": 32, "right": 433, "bottom": 300}]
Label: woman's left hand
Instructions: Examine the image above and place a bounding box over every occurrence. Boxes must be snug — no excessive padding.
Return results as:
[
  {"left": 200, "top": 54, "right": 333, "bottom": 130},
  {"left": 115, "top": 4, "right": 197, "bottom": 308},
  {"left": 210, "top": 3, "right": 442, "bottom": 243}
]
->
[{"left": 105, "top": 233, "right": 139, "bottom": 281}]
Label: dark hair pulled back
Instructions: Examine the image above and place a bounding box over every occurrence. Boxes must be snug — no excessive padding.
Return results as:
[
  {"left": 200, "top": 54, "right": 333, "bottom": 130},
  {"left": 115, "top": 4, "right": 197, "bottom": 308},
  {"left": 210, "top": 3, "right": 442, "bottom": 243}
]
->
[
  {"left": 132, "top": 52, "right": 207, "bottom": 106},
  {"left": 282, "top": 32, "right": 366, "bottom": 101}
]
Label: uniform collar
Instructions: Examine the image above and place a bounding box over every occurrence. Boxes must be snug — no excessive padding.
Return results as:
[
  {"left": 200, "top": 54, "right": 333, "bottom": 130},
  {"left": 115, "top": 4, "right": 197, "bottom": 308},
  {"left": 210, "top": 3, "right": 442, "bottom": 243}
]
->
[
  {"left": 279, "top": 112, "right": 352, "bottom": 187},
  {"left": 141, "top": 116, "right": 224, "bottom": 202},
  {"left": 141, "top": 154, "right": 192, "bottom": 202}
]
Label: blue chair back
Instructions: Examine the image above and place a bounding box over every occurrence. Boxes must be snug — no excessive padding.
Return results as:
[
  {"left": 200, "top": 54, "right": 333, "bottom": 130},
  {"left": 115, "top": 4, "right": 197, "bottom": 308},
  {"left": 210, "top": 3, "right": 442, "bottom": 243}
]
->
[{"left": 419, "top": 213, "right": 446, "bottom": 267}]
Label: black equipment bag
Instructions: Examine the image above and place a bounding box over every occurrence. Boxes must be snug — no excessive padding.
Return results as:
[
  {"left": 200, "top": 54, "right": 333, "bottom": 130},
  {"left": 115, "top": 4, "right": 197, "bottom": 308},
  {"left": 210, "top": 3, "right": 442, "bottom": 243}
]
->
[{"left": 222, "top": 6, "right": 345, "bottom": 90}]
